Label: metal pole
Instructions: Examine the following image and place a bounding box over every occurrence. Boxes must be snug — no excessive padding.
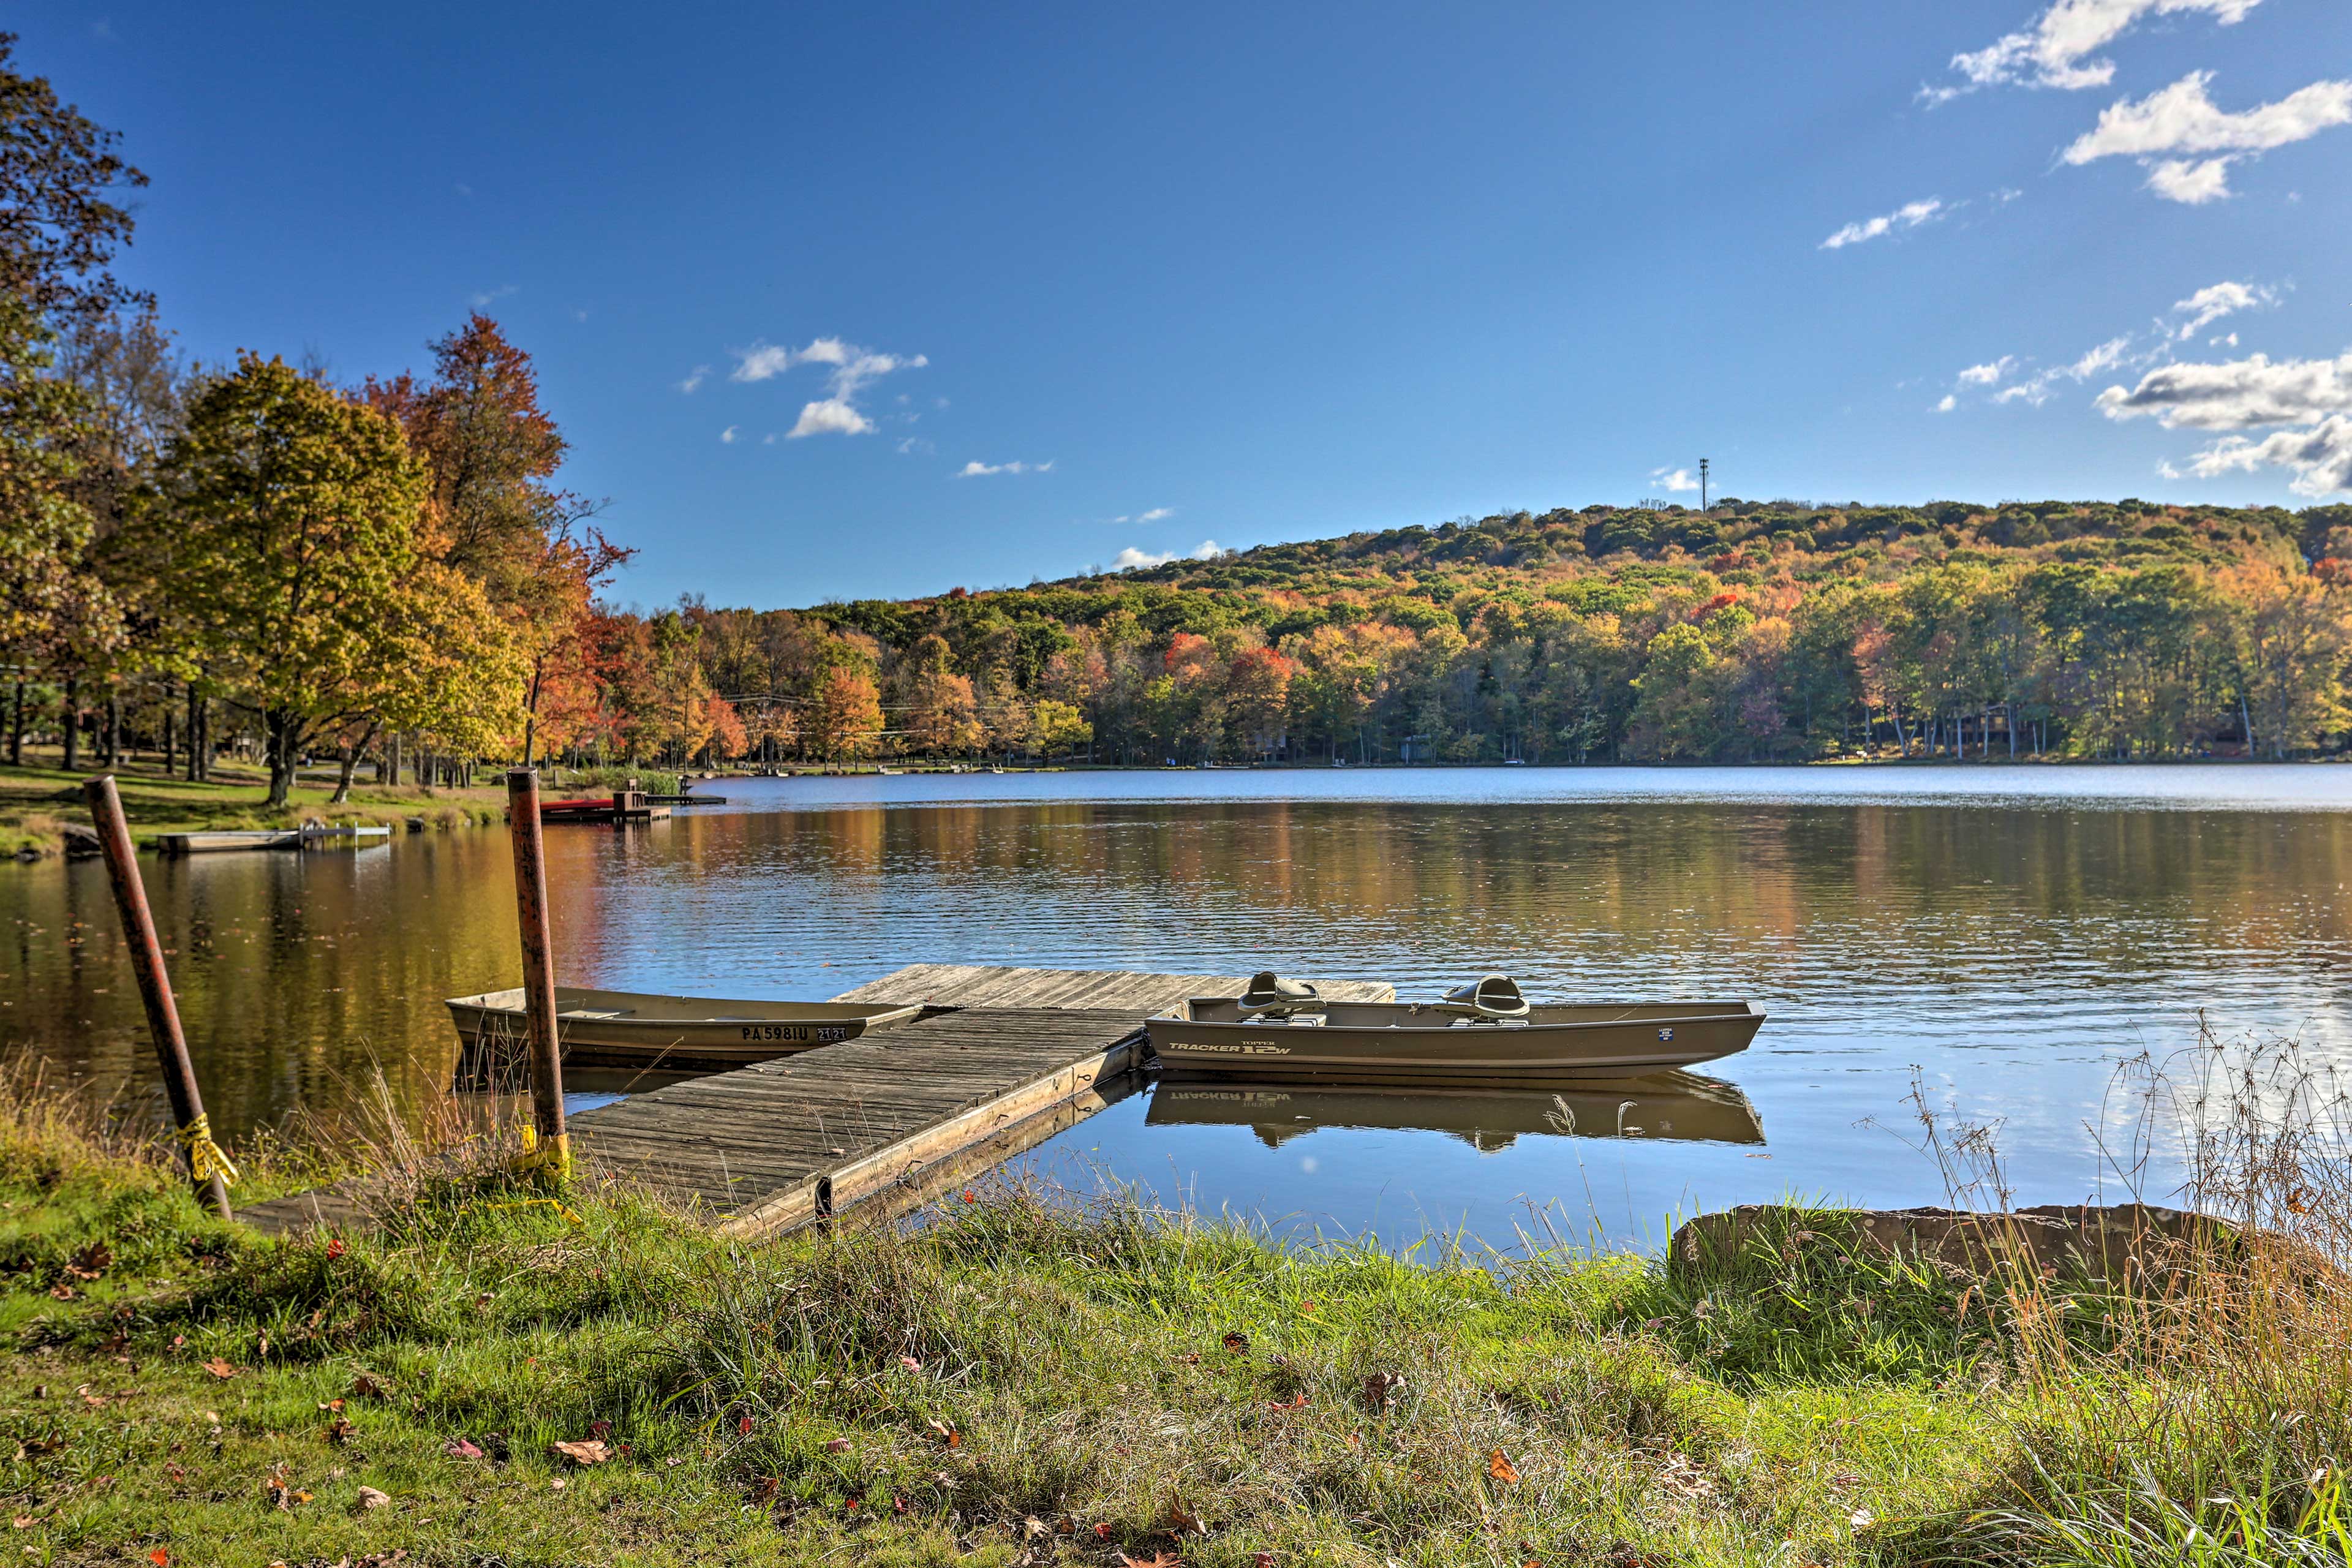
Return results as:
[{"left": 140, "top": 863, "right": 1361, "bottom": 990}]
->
[
  {"left": 1700, "top": 458, "right": 1709, "bottom": 513},
  {"left": 505, "top": 768, "right": 569, "bottom": 1179},
  {"left": 81, "top": 777, "right": 234, "bottom": 1221}
]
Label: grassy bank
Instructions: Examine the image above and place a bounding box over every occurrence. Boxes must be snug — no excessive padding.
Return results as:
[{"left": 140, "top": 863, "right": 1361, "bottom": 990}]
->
[
  {"left": 5, "top": 1054, "right": 2348, "bottom": 1568},
  {"left": 0, "top": 759, "right": 507, "bottom": 859}
]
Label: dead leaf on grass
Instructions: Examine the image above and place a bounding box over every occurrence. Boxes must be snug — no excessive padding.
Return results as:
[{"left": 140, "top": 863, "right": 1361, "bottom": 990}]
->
[
  {"left": 200, "top": 1359, "right": 238, "bottom": 1381},
  {"left": 443, "top": 1439, "right": 483, "bottom": 1460},
  {"left": 1488, "top": 1450, "right": 1522, "bottom": 1484},
  {"left": 549, "top": 1440, "right": 610, "bottom": 1466},
  {"left": 824, "top": 1437, "right": 852, "bottom": 1453},
  {"left": 1220, "top": 1331, "right": 1248, "bottom": 1355},
  {"left": 66, "top": 1242, "right": 112, "bottom": 1281},
  {"left": 356, "top": 1486, "right": 390, "bottom": 1510},
  {"left": 349, "top": 1373, "right": 390, "bottom": 1401}
]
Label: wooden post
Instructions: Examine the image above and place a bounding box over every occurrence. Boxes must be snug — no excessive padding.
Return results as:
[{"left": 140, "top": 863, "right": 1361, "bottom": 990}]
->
[
  {"left": 81, "top": 777, "right": 235, "bottom": 1221},
  {"left": 505, "top": 768, "right": 568, "bottom": 1179}
]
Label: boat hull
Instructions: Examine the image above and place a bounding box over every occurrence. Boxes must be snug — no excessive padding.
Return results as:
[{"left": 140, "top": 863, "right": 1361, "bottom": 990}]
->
[
  {"left": 445, "top": 987, "right": 924, "bottom": 1071},
  {"left": 1146, "top": 999, "right": 1765, "bottom": 1083}
]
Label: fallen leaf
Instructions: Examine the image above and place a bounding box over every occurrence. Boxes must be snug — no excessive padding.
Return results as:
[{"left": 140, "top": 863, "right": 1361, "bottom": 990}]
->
[
  {"left": 1117, "top": 1553, "right": 1181, "bottom": 1568},
  {"left": 899, "top": 1355, "right": 922, "bottom": 1372},
  {"left": 325, "top": 1418, "right": 355, "bottom": 1445},
  {"left": 163, "top": 1463, "right": 184, "bottom": 1482},
  {"left": 549, "top": 1477, "right": 566, "bottom": 1491},
  {"left": 67, "top": 1242, "right": 112, "bottom": 1281},
  {"left": 549, "top": 1440, "right": 610, "bottom": 1466},
  {"left": 148, "top": 1549, "right": 167, "bottom": 1566},
  {"left": 1221, "top": 1331, "right": 1248, "bottom": 1355},
  {"left": 356, "top": 1485, "right": 390, "bottom": 1510},
  {"left": 350, "top": 1373, "right": 389, "bottom": 1400},
  {"left": 317, "top": 1398, "right": 345, "bottom": 1413},
  {"left": 201, "top": 1359, "right": 238, "bottom": 1381},
  {"left": 443, "top": 1439, "right": 483, "bottom": 1460},
  {"left": 1255, "top": 1555, "right": 1275, "bottom": 1568},
  {"left": 824, "top": 1437, "right": 852, "bottom": 1453},
  {"left": 1164, "top": 1495, "right": 1206, "bottom": 1536},
  {"left": 1488, "top": 1450, "right": 1521, "bottom": 1484},
  {"left": 738, "top": 1416, "right": 754, "bottom": 1436},
  {"left": 9, "top": 1518, "right": 32, "bottom": 1532},
  {"left": 1094, "top": 1523, "right": 1112, "bottom": 1539},
  {"left": 47, "top": 1284, "right": 74, "bottom": 1300},
  {"left": 1173, "top": 1351, "right": 1200, "bottom": 1365},
  {"left": 665, "top": 1455, "right": 684, "bottom": 1468},
  {"left": 325, "top": 1237, "right": 346, "bottom": 1260}
]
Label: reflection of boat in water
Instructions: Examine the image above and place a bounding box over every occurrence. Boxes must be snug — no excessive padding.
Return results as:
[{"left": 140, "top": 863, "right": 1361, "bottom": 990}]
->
[
  {"left": 1146, "top": 1071, "right": 1764, "bottom": 1152},
  {"left": 444, "top": 987, "right": 921, "bottom": 1071},
  {"left": 1148, "top": 973, "right": 1766, "bottom": 1084}
]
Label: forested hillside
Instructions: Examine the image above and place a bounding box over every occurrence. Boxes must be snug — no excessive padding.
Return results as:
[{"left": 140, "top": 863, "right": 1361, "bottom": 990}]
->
[{"left": 579, "top": 497, "right": 2352, "bottom": 767}]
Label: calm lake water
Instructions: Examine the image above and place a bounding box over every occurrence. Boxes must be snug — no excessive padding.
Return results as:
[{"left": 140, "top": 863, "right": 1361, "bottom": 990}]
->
[{"left": 8, "top": 765, "right": 2352, "bottom": 1250}]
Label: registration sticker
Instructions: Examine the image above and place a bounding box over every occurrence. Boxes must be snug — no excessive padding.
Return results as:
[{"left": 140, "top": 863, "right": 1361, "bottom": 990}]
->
[{"left": 1657, "top": 1027, "right": 1675, "bottom": 1042}]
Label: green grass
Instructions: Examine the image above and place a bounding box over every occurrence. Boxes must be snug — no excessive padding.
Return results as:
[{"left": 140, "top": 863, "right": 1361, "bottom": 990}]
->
[
  {"left": 0, "top": 758, "right": 505, "bottom": 857},
  {"left": 3, "top": 1079, "right": 2345, "bottom": 1567}
]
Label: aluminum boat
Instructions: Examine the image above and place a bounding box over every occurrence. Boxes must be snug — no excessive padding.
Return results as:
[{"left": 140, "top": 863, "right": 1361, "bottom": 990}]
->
[
  {"left": 1145, "top": 972, "right": 1765, "bottom": 1083},
  {"left": 445, "top": 986, "right": 922, "bottom": 1071}
]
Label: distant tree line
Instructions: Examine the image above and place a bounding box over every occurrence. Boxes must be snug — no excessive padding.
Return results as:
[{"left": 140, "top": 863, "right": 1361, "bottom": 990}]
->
[{"left": 571, "top": 496, "right": 2352, "bottom": 769}]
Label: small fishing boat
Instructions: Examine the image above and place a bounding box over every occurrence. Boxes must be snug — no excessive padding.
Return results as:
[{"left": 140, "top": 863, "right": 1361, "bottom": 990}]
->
[
  {"left": 1148, "top": 1070, "right": 1763, "bottom": 1149},
  {"left": 444, "top": 986, "right": 923, "bottom": 1070},
  {"left": 1145, "top": 973, "right": 1766, "bottom": 1084}
]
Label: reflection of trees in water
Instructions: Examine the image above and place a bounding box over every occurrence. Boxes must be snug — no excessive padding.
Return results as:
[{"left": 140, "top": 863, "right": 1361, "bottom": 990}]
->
[{"left": 2, "top": 834, "right": 521, "bottom": 1137}]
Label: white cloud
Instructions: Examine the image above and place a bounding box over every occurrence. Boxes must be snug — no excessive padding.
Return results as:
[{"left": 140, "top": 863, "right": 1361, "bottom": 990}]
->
[
  {"left": 726, "top": 336, "right": 930, "bottom": 439},
  {"left": 1936, "top": 394, "right": 1959, "bottom": 413},
  {"left": 677, "top": 365, "right": 710, "bottom": 394},
  {"left": 762, "top": 433, "right": 777, "bottom": 445},
  {"left": 1113, "top": 540, "right": 1224, "bottom": 570},
  {"left": 469, "top": 283, "right": 518, "bottom": 308},
  {"left": 1958, "top": 357, "right": 2016, "bottom": 386},
  {"left": 2183, "top": 417, "right": 2352, "bottom": 496},
  {"left": 2094, "top": 352, "right": 2352, "bottom": 431},
  {"left": 957, "top": 459, "right": 1055, "bottom": 477},
  {"left": 1649, "top": 467, "right": 1701, "bottom": 492},
  {"left": 788, "top": 398, "right": 875, "bottom": 439},
  {"left": 2062, "top": 72, "right": 2352, "bottom": 202},
  {"left": 1821, "top": 197, "right": 1946, "bottom": 250},
  {"left": 1139, "top": 506, "right": 1175, "bottom": 522},
  {"left": 719, "top": 426, "right": 739, "bottom": 444},
  {"left": 2098, "top": 350, "right": 2352, "bottom": 496},
  {"left": 1929, "top": 0, "right": 2260, "bottom": 102},
  {"left": 2171, "top": 279, "right": 2274, "bottom": 337}
]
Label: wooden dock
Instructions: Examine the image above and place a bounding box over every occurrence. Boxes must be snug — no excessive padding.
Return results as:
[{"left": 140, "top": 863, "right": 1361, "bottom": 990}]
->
[
  {"left": 574, "top": 965, "right": 1393, "bottom": 1236},
  {"left": 236, "top": 965, "right": 1391, "bottom": 1239}
]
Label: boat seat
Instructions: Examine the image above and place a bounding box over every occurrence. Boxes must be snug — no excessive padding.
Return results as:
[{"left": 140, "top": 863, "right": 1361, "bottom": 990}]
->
[
  {"left": 1236, "top": 970, "right": 1325, "bottom": 1019},
  {"left": 1434, "top": 973, "right": 1531, "bottom": 1022}
]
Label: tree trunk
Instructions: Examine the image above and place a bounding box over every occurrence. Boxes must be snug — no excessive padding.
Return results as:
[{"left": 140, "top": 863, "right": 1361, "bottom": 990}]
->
[
  {"left": 61, "top": 677, "right": 78, "bottom": 770},
  {"left": 163, "top": 700, "right": 176, "bottom": 776},
  {"left": 102, "top": 695, "right": 119, "bottom": 767},
  {"left": 265, "top": 709, "right": 296, "bottom": 808},
  {"left": 7, "top": 680, "right": 21, "bottom": 767},
  {"left": 386, "top": 731, "right": 402, "bottom": 786},
  {"left": 331, "top": 726, "right": 373, "bottom": 804}
]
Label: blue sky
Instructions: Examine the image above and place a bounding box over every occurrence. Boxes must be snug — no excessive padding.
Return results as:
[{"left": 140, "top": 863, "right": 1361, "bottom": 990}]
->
[{"left": 19, "top": 1, "right": 2352, "bottom": 605}]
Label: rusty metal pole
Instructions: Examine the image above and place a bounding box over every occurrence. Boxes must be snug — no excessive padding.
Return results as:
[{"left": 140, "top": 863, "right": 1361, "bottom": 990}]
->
[
  {"left": 81, "top": 777, "right": 234, "bottom": 1221},
  {"left": 505, "top": 767, "right": 569, "bottom": 1180}
]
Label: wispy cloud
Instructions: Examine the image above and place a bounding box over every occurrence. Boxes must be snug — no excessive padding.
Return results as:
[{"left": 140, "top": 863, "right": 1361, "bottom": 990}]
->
[
  {"left": 1114, "top": 540, "right": 1225, "bottom": 570},
  {"left": 720, "top": 426, "right": 739, "bottom": 444},
  {"left": 727, "top": 336, "right": 930, "bottom": 438},
  {"left": 1941, "top": 280, "right": 2279, "bottom": 412},
  {"left": 1821, "top": 197, "right": 1946, "bottom": 250},
  {"left": 469, "top": 284, "right": 518, "bottom": 308},
  {"left": 957, "top": 459, "right": 1054, "bottom": 477},
  {"left": 1649, "top": 467, "right": 1701, "bottom": 492},
  {"left": 2062, "top": 71, "right": 2352, "bottom": 202},
  {"left": 1139, "top": 507, "right": 1175, "bottom": 522},
  {"left": 1924, "top": 0, "right": 2261, "bottom": 104},
  {"left": 677, "top": 365, "right": 710, "bottom": 394}
]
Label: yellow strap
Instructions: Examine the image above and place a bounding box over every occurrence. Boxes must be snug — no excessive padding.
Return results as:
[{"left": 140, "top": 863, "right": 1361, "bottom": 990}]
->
[
  {"left": 179, "top": 1115, "right": 240, "bottom": 1186},
  {"left": 510, "top": 1123, "right": 573, "bottom": 1182}
]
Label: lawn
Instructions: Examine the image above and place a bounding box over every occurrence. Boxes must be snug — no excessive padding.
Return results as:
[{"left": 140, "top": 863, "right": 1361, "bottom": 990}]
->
[{"left": 1, "top": 756, "right": 507, "bottom": 858}]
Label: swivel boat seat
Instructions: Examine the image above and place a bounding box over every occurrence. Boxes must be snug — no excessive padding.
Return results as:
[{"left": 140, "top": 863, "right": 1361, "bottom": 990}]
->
[{"left": 1435, "top": 973, "right": 1532, "bottom": 1024}]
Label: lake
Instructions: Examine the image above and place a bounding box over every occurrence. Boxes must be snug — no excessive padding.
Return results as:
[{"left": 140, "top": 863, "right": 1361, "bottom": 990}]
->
[{"left": 9, "top": 764, "right": 2351, "bottom": 1250}]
